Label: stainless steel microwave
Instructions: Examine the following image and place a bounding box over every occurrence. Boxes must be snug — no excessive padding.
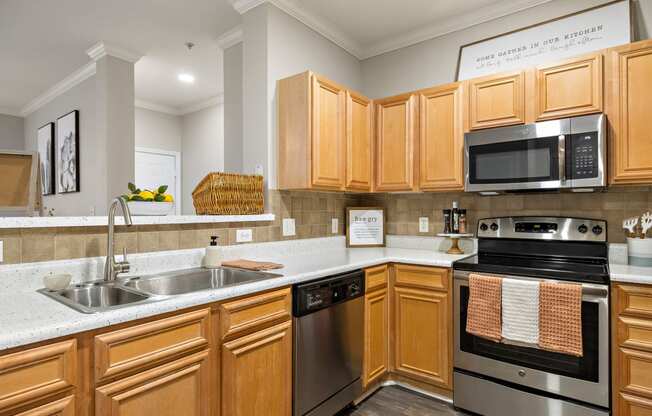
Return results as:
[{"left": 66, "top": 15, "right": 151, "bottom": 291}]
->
[{"left": 464, "top": 113, "right": 606, "bottom": 193}]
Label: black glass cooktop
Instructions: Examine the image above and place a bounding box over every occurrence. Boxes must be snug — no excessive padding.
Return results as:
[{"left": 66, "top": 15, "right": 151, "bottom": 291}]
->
[{"left": 454, "top": 253, "right": 609, "bottom": 284}]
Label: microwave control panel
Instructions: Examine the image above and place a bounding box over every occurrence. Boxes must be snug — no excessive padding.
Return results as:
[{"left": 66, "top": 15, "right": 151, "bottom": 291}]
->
[{"left": 568, "top": 132, "right": 599, "bottom": 179}]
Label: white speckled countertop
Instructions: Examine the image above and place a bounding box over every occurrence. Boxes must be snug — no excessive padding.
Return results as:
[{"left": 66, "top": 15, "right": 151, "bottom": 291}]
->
[
  {"left": 609, "top": 263, "right": 652, "bottom": 285},
  {"left": 0, "top": 236, "right": 473, "bottom": 351}
]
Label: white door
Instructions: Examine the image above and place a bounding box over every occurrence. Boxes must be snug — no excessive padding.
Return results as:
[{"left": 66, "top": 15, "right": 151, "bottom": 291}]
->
[{"left": 135, "top": 148, "right": 181, "bottom": 214}]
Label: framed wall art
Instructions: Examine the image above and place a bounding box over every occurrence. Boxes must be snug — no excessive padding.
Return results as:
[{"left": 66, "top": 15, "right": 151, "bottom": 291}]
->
[
  {"left": 346, "top": 207, "right": 386, "bottom": 247},
  {"left": 37, "top": 122, "right": 55, "bottom": 196},
  {"left": 56, "top": 110, "right": 80, "bottom": 193}
]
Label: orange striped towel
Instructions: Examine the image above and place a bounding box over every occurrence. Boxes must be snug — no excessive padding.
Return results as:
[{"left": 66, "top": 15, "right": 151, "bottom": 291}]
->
[
  {"left": 466, "top": 274, "right": 503, "bottom": 342},
  {"left": 539, "top": 282, "right": 583, "bottom": 357}
]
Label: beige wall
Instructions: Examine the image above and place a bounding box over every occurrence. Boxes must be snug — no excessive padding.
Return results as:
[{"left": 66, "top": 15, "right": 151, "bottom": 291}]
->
[
  {"left": 135, "top": 107, "right": 182, "bottom": 153},
  {"left": 0, "top": 114, "right": 24, "bottom": 150}
]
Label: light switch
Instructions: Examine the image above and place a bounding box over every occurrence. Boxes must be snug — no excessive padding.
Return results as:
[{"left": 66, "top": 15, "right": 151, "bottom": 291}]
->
[
  {"left": 236, "top": 229, "right": 253, "bottom": 242},
  {"left": 283, "top": 218, "right": 296, "bottom": 236},
  {"left": 331, "top": 218, "right": 338, "bottom": 234},
  {"left": 419, "top": 217, "right": 429, "bottom": 233}
]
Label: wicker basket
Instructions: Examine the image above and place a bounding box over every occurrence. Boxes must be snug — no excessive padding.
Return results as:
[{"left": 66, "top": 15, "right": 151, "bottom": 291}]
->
[{"left": 192, "top": 173, "right": 264, "bottom": 215}]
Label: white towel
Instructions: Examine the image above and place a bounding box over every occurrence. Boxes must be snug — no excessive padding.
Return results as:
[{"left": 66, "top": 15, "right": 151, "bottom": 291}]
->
[{"left": 502, "top": 278, "right": 540, "bottom": 345}]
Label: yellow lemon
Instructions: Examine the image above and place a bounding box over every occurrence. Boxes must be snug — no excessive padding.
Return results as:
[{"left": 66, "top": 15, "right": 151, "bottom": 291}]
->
[
  {"left": 163, "top": 194, "right": 174, "bottom": 202},
  {"left": 139, "top": 190, "right": 155, "bottom": 200}
]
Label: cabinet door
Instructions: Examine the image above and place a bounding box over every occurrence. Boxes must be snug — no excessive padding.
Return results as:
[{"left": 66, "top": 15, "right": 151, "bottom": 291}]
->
[
  {"left": 609, "top": 40, "right": 652, "bottom": 184},
  {"left": 393, "top": 286, "right": 451, "bottom": 389},
  {"left": 363, "top": 265, "right": 389, "bottom": 388},
  {"left": 419, "top": 83, "right": 464, "bottom": 191},
  {"left": 222, "top": 321, "right": 292, "bottom": 416},
  {"left": 95, "top": 350, "right": 210, "bottom": 416},
  {"left": 311, "top": 75, "right": 345, "bottom": 190},
  {"left": 346, "top": 91, "right": 373, "bottom": 191},
  {"left": 535, "top": 53, "right": 603, "bottom": 121},
  {"left": 15, "top": 396, "right": 75, "bottom": 416},
  {"left": 468, "top": 70, "right": 525, "bottom": 130},
  {"left": 618, "top": 392, "right": 652, "bottom": 416},
  {"left": 375, "top": 94, "right": 418, "bottom": 191}
]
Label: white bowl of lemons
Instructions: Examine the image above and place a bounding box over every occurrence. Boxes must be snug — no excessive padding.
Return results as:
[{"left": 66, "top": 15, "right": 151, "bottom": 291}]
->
[{"left": 124, "top": 184, "right": 175, "bottom": 216}]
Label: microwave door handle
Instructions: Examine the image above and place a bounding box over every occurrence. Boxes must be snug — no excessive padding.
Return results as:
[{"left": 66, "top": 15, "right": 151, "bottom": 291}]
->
[{"left": 558, "top": 134, "right": 566, "bottom": 183}]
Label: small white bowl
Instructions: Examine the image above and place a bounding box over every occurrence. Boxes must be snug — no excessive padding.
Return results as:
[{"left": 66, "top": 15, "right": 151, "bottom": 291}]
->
[{"left": 43, "top": 273, "right": 72, "bottom": 291}]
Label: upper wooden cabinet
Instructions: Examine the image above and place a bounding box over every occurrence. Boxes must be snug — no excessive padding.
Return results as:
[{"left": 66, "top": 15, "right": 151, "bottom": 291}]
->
[
  {"left": 467, "top": 70, "right": 525, "bottom": 130},
  {"left": 534, "top": 53, "right": 603, "bottom": 121},
  {"left": 278, "top": 71, "right": 373, "bottom": 191},
  {"left": 346, "top": 91, "right": 373, "bottom": 191},
  {"left": 608, "top": 39, "right": 652, "bottom": 185},
  {"left": 375, "top": 93, "right": 419, "bottom": 191},
  {"left": 418, "top": 83, "right": 464, "bottom": 191}
]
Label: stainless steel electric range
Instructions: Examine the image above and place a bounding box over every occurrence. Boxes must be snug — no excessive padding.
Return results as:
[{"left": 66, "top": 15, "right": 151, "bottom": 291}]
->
[{"left": 453, "top": 217, "right": 610, "bottom": 416}]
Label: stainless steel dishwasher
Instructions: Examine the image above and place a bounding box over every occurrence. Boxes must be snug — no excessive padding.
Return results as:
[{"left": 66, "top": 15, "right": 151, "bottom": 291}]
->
[{"left": 293, "top": 270, "right": 364, "bottom": 416}]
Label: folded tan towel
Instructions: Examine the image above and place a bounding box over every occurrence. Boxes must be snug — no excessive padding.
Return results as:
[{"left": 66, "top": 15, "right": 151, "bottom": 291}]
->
[
  {"left": 466, "top": 274, "right": 503, "bottom": 342},
  {"left": 539, "top": 281, "right": 583, "bottom": 357},
  {"left": 221, "top": 259, "right": 284, "bottom": 271}
]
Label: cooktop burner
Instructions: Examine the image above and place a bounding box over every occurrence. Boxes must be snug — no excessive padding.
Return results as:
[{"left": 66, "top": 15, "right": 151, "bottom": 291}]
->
[{"left": 453, "top": 217, "right": 609, "bottom": 285}]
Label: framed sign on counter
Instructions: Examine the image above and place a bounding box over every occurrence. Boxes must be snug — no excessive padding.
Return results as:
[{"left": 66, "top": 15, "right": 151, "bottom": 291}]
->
[{"left": 346, "top": 207, "right": 385, "bottom": 247}]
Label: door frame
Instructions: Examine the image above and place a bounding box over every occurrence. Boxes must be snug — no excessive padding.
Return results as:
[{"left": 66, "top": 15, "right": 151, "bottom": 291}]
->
[{"left": 135, "top": 146, "right": 182, "bottom": 215}]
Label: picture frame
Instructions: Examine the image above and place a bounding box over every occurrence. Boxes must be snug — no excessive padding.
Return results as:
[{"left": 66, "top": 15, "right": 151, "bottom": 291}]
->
[
  {"left": 55, "top": 110, "right": 80, "bottom": 193},
  {"left": 346, "top": 207, "right": 386, "bottom": 248},
  {"left": 37, "top": 122, "right": 55, "bottom": 196},
  {"left": 455, "top": 0, "right": 632, "bottom": 81}
]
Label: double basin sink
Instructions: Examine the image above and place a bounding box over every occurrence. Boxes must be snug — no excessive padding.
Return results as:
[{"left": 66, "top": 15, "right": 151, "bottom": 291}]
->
[{"left": 39, "top": 267, "right": 282, "bottom": 314}]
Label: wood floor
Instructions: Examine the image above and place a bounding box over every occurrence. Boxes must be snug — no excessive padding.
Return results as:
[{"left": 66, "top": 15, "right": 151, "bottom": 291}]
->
[{"left": 340, "top": 386, "right": 468, "bottom": 415}]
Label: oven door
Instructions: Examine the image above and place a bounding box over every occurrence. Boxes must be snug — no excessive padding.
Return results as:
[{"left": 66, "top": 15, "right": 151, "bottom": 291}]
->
[
  {"left": 453, "top": 270, "right": 609, "bottom": 408},
  {"left": 464, "top": 119, "right": 569, "bottom": 192}
]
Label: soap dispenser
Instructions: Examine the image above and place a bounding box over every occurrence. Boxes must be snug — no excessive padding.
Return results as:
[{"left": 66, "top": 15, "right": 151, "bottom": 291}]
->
[{"left": 204, "top": 236, "right": 222, "bottom": 268}]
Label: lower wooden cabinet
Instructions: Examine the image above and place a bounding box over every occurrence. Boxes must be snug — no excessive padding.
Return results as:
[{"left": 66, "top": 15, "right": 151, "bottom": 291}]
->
[
  {"left": 221, "top": 321, "right": 293, "bottom": 416},
  {"left": 618, "top": 392, "right": 652, "bottom": 416},
  {"left": 95, "top": 350, "right": 211, "bottom": 416},
  {"left": 363, "top": 265, "right": 389, "bottom": 387}
]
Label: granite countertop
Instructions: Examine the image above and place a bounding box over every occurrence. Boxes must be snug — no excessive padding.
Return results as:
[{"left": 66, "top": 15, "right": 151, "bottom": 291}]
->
[
  {"left": 0, "top": 247, "right": 470, "bottom": 351},
  {"left": 610, "top": 263, "right": 652, "bottom": 285}
]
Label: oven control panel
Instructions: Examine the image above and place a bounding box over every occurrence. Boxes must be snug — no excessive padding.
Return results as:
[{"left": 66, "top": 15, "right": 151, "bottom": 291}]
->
[{"left": 477, "top": 217, "right": 607, "bottom": 242}]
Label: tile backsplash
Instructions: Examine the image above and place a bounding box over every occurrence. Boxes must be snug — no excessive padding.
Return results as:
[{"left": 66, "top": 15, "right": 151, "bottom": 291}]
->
[{"left": 0, "top": 187, "right": 649, "bottom": 264}]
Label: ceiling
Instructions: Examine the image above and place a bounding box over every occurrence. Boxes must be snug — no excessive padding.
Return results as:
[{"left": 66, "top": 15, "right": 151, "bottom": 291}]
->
[{"left": 0, "top": 0, "right": 241, "bottom": 115}]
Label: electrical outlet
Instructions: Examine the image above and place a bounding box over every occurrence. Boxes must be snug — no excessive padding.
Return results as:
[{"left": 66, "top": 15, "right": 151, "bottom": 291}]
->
[
  {"left": 0, "top": 241, "right": 3, "bottom": 263},
  {"left": 283, "top": 218, "right": 296, "bottom": 236},
  {"left": 255, "top": 164, "right": 264, "bottom": 175},
  {"left": 331, "top": 218, "right": 338, "bottom": 234},
  {"left": 236, "top": 229, "right": 253, "bottom": 242},
  {"left": 419, "top": 217, "right": 429, "bottom": 233}
]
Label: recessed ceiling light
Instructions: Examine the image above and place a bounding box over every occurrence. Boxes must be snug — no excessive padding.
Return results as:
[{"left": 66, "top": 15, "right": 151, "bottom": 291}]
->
[{"left": 178, "top": 73, "right": 195, "bottom": 83}]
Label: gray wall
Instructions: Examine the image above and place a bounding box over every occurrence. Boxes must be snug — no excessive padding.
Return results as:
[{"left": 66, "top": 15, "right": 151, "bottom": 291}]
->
[
  {"left": 24, "top": 76, "right": 102, "bottom": 216},
  {"left": 361, "top": 0, "right": 652, "bottom": 98},
  {"left": 135, "top": 107, "right": 182, "bottom": 153},
  {"left": 224, "top": 43, "right": 244, "bottom": 173},
  {"left": 181, "top": 104, "right": 224, "bottom": 215},
  {"left": 0, "top": 114, "right": 24, "bottom": 150}
]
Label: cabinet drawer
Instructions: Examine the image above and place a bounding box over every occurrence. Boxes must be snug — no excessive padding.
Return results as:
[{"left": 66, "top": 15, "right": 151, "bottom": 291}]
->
[
  {"left": 618, "top": 316, "right": 652, "bottom": 352},
  {"left": 618, "top": 392, "right": 652, "bottom": 416},
  {"left": 365, "top": 264, "right": 388, "bottom": 293},
  {"left": 615, "top": 284, "right": 652, "bottom": 319},
  {"left": 15, "top": 395, "right": 75, "bottom": 416},
  {"left": 618, "top": 347, "right": 652, "bottom": 399},
  {"left": 219, "top": 288, "right": 292, "bottom": 340},
  {"left": 394, "top": 264, "right": 449, "bottom": 291},
  {"left": 94, "top": 308, "right": 210, "bottom": 382},
  {"left": 0, "top": 339, "right": 76, "bottom": 412}
]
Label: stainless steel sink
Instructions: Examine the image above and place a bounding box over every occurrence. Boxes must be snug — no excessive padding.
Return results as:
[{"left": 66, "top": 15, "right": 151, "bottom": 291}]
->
[
  {"left": 121, "top": 267, "right": 282, "bottom": 296},
  {"left": 38, "top": 281, "right": 151, "bottom": 314}
]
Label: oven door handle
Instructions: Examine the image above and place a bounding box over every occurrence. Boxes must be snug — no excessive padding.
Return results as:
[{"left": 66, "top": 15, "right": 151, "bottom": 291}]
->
[{"left": 453, "top": 270, "right": 608, "bottom": 299}]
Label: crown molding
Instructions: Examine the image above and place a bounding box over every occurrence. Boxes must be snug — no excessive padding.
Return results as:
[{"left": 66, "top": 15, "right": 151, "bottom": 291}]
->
[
  {"left": 0, "top": 107, "right": 21, "bottom": 117},
  {"left": 180, "top": 94, "right": 224, "bottom": 115},
  {"left": 230, "top": 0, "right": 266, "bottom": 14},
  {"left": 361, "top": 0, "right": 553, "bottom": 59},
  {"left": 20, "top": 61, "right": 96, "bottom": 117},
  {"left": 216, "top": 25, "right": 243, "bottom": 49},
  {"left": 134, "top": 99, "right": 181, "bottom": 115},
  {"left": 86, "top": 41, "right": 143, "bottom": 63}
]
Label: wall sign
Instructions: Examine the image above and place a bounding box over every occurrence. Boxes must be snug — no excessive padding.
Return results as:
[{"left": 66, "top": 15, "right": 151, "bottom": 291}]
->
[
  {"left": 456, "top": 0, "right": 631, "bottom": 80},
  {"left": 346, "top": 207, "right": 385, "bottom": 247}
]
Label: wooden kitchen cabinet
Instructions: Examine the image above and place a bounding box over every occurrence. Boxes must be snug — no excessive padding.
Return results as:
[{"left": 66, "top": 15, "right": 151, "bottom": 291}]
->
[
  {"left": 418, "top": 83, "right": 464, "bottom": 191},
  {"left": 221, "top": 321, "right": 292, "bottom": 416},
  {"left": 375, "top": 93, "right": 419, "bottom": 191},
  {"left": 607, "top": 39, "right": 652, "bottom": 185},
  {"left": 392, "top": 265, "right": 452, "bottom": 390},
  {"left": 363, "top": 265, "right": 389, "bottom": 387},
  {"left": 534, "top": 52, "right": 603, "bottom": 121},
  {"left": 346, "top": 91, "right": 374, "bottom": 191},
  {"left": 14, "top": 396, "right": 75, "bottom": 416},
  {"left": 467, "top": 70, "right": 525, "bottom": 130},
  {"left": 277, "top": 71, "right": 347, "bottom": 190},
  {"left": 95, "top": 350, "right": 211, "bottom": 416}
]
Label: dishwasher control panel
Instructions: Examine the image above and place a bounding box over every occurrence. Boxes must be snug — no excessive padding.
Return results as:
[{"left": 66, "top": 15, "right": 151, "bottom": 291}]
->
[{"left": 293, "top": 270, "right": 364, "bottom": 317}]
